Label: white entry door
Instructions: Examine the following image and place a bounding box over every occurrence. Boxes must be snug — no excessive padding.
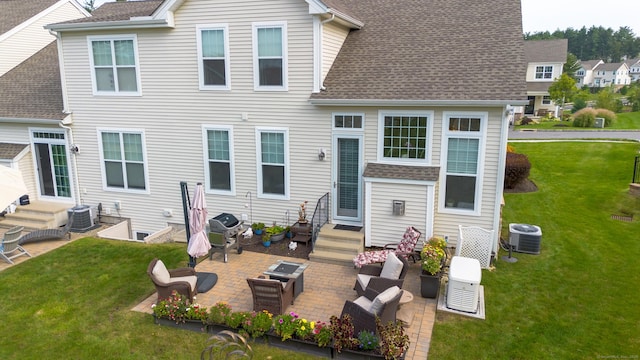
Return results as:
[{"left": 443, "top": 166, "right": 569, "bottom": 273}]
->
[{"left": 31, "top": 130, "right": 72, "bottom": 200}]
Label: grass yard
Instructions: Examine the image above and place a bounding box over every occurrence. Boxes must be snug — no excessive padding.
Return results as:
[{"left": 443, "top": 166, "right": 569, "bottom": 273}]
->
[
  {"left": 514, "top": 111, "right": 640, "bottom": 130},
  {"left": 0, "top": 240, "right": 315, "bottom": 359},
  {"left": 429, "top": 142, "right": 640, "bottom": 359}
]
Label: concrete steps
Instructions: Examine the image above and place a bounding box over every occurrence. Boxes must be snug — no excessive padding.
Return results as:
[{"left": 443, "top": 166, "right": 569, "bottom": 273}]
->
[
  {"left": 309, "top": 224, "right": 364, "bottom": 266},
  {"left": 0, "top": 201, "right": 70, "bottom": 231}
]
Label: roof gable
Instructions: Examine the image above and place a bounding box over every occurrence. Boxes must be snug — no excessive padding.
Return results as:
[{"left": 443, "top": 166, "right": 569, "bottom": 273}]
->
[{"left": 0, "top": 0, "right": 61, "bottom": 35}]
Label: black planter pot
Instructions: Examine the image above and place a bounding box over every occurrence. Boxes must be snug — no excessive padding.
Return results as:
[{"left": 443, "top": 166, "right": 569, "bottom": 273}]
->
[
  {"left": 154, "top": 315, "right": 207, "bottom": 332},
  {"left": 267, "top": 333, "right": 333, "bottom": 358},
  {"left": 419, "top": 271, "right": 442, "bottom": 298}
]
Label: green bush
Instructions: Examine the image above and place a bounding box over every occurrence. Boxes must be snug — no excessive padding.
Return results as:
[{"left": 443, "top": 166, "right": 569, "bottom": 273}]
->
[
  {"left": 520, "top": 116, "right": 533, "bottom": 125},
  {"left": 572, "top": 98, "right": 587, "bottom": 113},
  {"left": 572, "top": 108, "right": 597, "bottom": 127},
  {"left": 504, "top": 152, "right": 531, "bottom": 189},
  {"left": 595, "top": 108, "right": 617, "bottom": 127}
]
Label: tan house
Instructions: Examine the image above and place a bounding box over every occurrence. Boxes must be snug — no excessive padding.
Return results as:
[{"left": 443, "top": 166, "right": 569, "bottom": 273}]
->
[
  {"left": 522, "top": 39, "right": 568, "bottom": 117},
  {"left": 42, "top": 0, "right": 526, "bottom": 255}
]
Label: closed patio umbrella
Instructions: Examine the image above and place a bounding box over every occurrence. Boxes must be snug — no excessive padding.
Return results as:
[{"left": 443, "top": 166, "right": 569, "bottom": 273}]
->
[
  {"left": 0, "top": 165, "right": 28, "bottom": 211},
  {"left": 187, "top": 182, "right": 211, "bottom": 258}
]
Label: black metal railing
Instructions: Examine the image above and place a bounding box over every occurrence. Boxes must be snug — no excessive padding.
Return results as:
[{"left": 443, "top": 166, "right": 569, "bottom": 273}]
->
[
  {"left": 310, "top": 192, "right": 330, "bottom": 251},
  {"left": 633, "top": 155, "right": 640, "bottom": 184}
]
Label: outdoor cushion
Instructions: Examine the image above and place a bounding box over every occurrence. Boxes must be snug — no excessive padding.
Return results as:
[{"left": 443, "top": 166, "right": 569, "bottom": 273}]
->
[
  {"left": 379, "top": 252, "right": 403, "bottom": 280},
  {"left": 370, "top": 286, "right": 400, "bottom": 315},
  {"left": 356, "top": 274, "right": 374, "bottom": 293},
  {"left": 353, "top": 296, "right": 374, "bottom": 313},
  {"left": 152, "top": 259, "right": 171, "bottom": 284},
  {"left": 171, "top": 275, "right": 198, "bottom": 291}
]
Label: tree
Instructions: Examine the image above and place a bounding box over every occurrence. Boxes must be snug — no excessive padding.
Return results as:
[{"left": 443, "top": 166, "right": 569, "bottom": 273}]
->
[
  {"left": 563, "top": 53, "right": 581, "bottom": 79},
  {"left": 82, "top": 0, "right": 95, "bottom": 13},
  {"left": 548, "top": 74, "right": 577, "bottom": 117}
]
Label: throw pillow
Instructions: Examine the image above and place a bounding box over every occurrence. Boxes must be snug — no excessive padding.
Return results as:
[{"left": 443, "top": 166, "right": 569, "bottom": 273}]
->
[
  {"left": 380, "top": 252, "right": 403, "bottom": 279},
  {"left": 152, "top": 260, "right": 171, "bottom": 283},
  {"left": 369, "top": 286, "right": 400, "bottom": 315}
]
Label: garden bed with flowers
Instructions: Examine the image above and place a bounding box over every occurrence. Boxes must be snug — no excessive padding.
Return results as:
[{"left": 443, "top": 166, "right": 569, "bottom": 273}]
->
[{"left": 152, "top": 291, "right": 408, "bottom": 359}]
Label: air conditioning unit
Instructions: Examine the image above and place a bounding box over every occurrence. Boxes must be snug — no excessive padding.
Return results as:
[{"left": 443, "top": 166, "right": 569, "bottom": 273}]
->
[
  {"left": 68, "top": 205, "right": 95, "bottom": 232},
  {"left": 508, "top": 223, "right": 542, "bottom": 254}
]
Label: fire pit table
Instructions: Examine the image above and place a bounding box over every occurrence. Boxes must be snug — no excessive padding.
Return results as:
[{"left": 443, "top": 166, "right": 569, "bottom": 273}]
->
[{"left": 263, "top": 260, "right": 309, "bottom": 299}]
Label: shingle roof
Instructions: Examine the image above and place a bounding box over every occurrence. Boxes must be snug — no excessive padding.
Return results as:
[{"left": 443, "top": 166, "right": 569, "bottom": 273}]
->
[
  {"left": 311, "top": 0, "right": 526, "bottom": 102},
  {"left": 526, "top": 82, "right": 551, "bottom": 92},
  {"left": 524, "top": 39, "right": 568, "bottom": 63},
  {"left": 363, "top": 163, "right": 440, "bottom": 181},
  {"left": 0, "top": 0, "right": 60, "bottom": 35},
  {"left": 594, "top": 62, "right": 627, "bottom": 71},
  {"left": 0, "top": 42, "right": 65, "bottom": 120},
  {"left": 50, "top": 0, "right": 163, "bottom": 26},
  {"left": 0, "top": 143, "right": 29, "bottom": 160},
  {"left": 579, "top": 60, "right": 603, "bottom": 71}
]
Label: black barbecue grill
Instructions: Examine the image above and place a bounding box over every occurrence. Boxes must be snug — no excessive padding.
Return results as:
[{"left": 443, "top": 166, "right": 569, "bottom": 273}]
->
[{"left": 208, "top": 212, "right": 243, "bottom": 262}]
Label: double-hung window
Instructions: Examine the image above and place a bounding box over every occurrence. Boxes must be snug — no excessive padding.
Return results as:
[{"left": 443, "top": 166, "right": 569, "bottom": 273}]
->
[
  {"left": 253, "top": 22, "right": 287, "bottom": 90},
  {"left": 88, "top": 35, "right": 140, "bottom": 95},
  {"left": 196, "top": 25, "right": 230, "bottom": 90},
  {"left": 535, "top": 65, "right": 553, "bottom": 79},
  {"left": 378, "top": 111, "right": 432, "bottom": 163},
  {"left": 204, "top": 126, "right": 234, "bottom": 194},
  {"left": 542, "top": 96, "right": 551, "bottom": 105},
  {"left": 99, "top": 129, "right": 148, "bottom": 192},
  {"left": 256, "top": 128, "right": 288, "bottom": 198},
  {"left": 442, "top": 113, "right": 486, "bottom": 213}
]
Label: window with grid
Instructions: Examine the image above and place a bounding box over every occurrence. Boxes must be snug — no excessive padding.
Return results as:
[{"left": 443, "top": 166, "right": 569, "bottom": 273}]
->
[
  {"left": 381, "top": 115, "right": 428, "bottom": 160},
  {"left": 100, "top": 131, "right": 146, "bottom": 191},
  {"left": 197, "top": 26, "right": 229, "bottom": 89},
  {"left": 535, "top": 65, "right": 553, "bottom": 79},
  {"left": 542, "top": 96, "right": 552, "bottom": 105},
  {"left": 253, "top": 23, "right": 287, "bottom": 89},
  {"left": 334, "top": 114, "right": 363, "bottom": 129},
  {"left": 89, "top": 36, "right": 139, "bottom": 94},
  {"left": 443, "top": 116, "right": 484, "bottom": 211},
  {"left": 259, "top": 130, "right": 287, "bottom": 196},
  {"left": 206, "top": 128, "right": 232, "bottom": 192}
]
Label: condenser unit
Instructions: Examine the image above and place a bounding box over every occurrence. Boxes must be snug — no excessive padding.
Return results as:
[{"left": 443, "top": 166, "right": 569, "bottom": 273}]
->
[
  {"left": 508, "top": 223, "right": 542, "bottom": 254},
  {"left": 68, "top": 205, "right": 95, "bottom": 232}
]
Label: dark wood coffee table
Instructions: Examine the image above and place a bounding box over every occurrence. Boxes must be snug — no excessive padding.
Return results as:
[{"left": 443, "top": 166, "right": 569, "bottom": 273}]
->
[{"left": 263, "top": 260, "right": 309, "bottom": 298}]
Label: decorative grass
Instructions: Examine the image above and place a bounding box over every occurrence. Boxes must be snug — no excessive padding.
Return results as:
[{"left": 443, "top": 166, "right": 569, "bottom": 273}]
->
[
  {"left": 515, "top": 111, "right": 640, "bottom": 130},
  {"left": 429, "top": 142, "right": 640, "bottom": 359},
  {"left": 0, "top": 240, "right": 318, "bottom": 359}
]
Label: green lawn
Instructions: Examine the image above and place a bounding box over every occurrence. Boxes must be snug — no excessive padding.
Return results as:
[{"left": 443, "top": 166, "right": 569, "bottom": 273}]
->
[
  {"left": 514, "top": 111, "right": 640, "bottom": 130},
  {"left": 429, "top": 142, "right": 640, "bottom": 359}
]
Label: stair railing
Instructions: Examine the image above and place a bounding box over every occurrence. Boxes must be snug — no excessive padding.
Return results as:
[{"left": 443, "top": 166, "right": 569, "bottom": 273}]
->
[{"left": 310, "top": 192, "right": 329, "bottom": 251}]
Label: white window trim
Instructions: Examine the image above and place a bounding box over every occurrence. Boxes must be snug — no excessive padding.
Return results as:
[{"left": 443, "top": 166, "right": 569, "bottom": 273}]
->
[
  {"left": 332, "top": 112, "right": 365, "bottom": 131},
  {"left": 438, "top": 111, "right": 488, "bottom": 216},
  {"left": 202, "top": 124, "right": 236, "bottom": 195},
  {"left": 534, "top": 64, "right": 554, "bottom": 80},
  {"left": 196, "top": 24, "right": 231, "bottom": 91},
  {"left": 255, "top": 127, "right": 290, "bottom": 200},
  {"left": 252, "top": 21, "right": 288, "bottom": 92},
  {"left": 377, "top": 110, "right": 434, "bottom": 165},
  {"left": 97, "top": 127, "right": 150, "bottom": 194},
  {"left": 87, "top": 35, "right": 142, "bottom": 96}
]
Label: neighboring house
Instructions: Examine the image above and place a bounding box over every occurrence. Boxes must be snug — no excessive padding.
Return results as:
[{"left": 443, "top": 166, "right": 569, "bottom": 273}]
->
[
  {"left": 522, "top": 39, "right": 568, "bottom": 117},
  {"left": 624, "top": 58, "right": 640, "bottom": 83},
  {"left": 591, "top": 62, "right": 631, "bottom": 88},
  {"left": 575, "top": 59, "right": 605, "bottom": 87},
  {"left": 0, "top": 0, "right": 89, "bottom": 210},
  {"left": 45, "top": 0, "right": 526, "bottom": 252}
]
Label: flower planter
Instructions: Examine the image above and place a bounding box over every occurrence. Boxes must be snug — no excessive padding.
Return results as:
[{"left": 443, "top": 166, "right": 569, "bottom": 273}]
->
[
  {"left": 333, "top": 348, "right": 386, "bottom": 360},
  {"left": 268, "top": 335, "right": 333, "bottom": 358},
  {"left": 254, "top": 229, "right": 263, "bottom": 235},
  {"left": 263, "top": 240, "right": 271, "bottom": 247},
  {"left": 419, "top": 271, "right": 441, "bottom": 298},
  {"left": 269, "top": 231, "right": 286, "bottom": 242},
  {"left": 154, "top": 316, "right": 207, "bottom": 333},
  {"left": 207, "top": 323, "right": 236, "bottom": 334}
]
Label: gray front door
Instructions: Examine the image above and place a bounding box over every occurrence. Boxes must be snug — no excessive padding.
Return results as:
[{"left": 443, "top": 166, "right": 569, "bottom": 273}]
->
[{"left": 332, "top": 135, "right": 362, "bottom": 223}]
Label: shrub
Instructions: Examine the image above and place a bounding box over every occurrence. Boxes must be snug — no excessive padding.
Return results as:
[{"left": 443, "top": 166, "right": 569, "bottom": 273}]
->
[
  {"left": 595, "top": 108, "right": 617, "bottom": 127},
  {"left": 572, "top": 98, "right": 587, "bottom": 113},
  {"left": 520, "top": 116, "right": 533, "bottom": 125},
  {"left": 241, "top": 310, "right": 273, "bottom": 338},
  {"left": 572, "top": 108, "right": 597, "bottom": 127},
  {"left": 207, "top": 301, "right": 232, "bottom": 325},
  {"left": 504, "top": 152, "right": 531, "bottom": 189}
]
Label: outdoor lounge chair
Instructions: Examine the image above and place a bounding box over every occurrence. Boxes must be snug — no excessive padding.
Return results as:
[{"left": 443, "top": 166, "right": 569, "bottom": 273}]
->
[
  {"left": 247, "top": 276, "right": 295, "bottom": 315},
  {"left": 18, "top": 214, "right": 74, "bottom": 245},
  {"left": 341, "top": 285, "right": 402, "bottom": 335},
  {"left": 1, "top": 226, "right": 31, "bottom": 264},
  {"left": 352, "top": 226, "right": 421, "bottom": 268},
  {"left": 456, "top": 225, "right": 495, "bottom": 269},
  {"left": 147, "top": 258, "right": 198, "bottom": 302},
  {"left": 354, "top": 251, "right": 409, "bottom": 296}
]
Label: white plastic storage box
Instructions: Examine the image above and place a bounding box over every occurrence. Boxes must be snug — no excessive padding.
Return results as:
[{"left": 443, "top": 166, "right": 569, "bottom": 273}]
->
[{"left": 447, "top": 256, "right": 482, "bottom": 313}]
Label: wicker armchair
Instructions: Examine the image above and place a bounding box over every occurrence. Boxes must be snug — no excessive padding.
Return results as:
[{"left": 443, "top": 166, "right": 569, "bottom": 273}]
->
[
  {"left": 341, "top": 286, "right": 402, "bottom": 335},
  {"left": 147, "top": 258, "right": 197, "bottom": 302},
  {"left": 247, "top": 276, "right": 295, "bottom": 315},
  {"left": 354, "top": 252, "right": 409, "bottom": 296}
]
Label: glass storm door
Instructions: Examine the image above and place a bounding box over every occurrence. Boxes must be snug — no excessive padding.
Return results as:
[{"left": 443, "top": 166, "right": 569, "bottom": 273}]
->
[
  {"left": 32, "top": 131, "right": 72, "bottom": 199},
  {"left": 333, "top": 135, "right": 362, "bottom": 223}
]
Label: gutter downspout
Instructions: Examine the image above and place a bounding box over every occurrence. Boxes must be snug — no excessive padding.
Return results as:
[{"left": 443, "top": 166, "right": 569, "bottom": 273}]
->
[
  {"left": 493, "top": 105, "right": 511, "bottom": 255},
  {"left": 59, "top": 119, "right": 81, "bottom": 206}
]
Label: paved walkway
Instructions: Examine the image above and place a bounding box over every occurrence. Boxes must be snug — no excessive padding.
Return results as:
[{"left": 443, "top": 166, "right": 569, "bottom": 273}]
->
[{"left": 0, "top": 228, "right": 437, "bottom": 358}]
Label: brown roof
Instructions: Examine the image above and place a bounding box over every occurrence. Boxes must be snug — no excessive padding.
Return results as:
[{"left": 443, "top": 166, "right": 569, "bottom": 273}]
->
[
  {"left": 594, "top": 62, "right": 627, "bottom": 71},
  {"left": 526, "top": 82, "right": 551, "bottom": 92},
  {"left": 0, "top": 42, "right": 65, "bottom": 120},
  {"left": 579, "top": 60, "right": 603, "bottom": 71},
  {"left": 0, "top": 143, "right": 29, "bottom": 160},
  {"left": 524, "top": 39, "right": 568, "bottom": 63},
  {"left": 50, "top": 0, "right": 163, "bottom": 26},
  {"left": 363, "top": 163, "right": 440, "bottom": 181},
  {"left": 0, "top": 0, "right": 60, "bottom": 35},
  {"left": 311, "top": 0, "right": 526, "bottom": 102}
]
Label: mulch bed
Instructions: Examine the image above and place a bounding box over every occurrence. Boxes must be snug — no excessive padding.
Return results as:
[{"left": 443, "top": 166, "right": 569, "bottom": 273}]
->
[
  {"left": 239, "top": 234, "right": 312, "bottom": 260},
  {"left": 504, "top": 179, "right": 538, "bottom": 193}
]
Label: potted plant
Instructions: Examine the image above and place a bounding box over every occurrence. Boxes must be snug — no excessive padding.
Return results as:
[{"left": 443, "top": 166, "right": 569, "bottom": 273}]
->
[
  {"left": 251, "top": 222, "right": 265, "bottom": 235},
  {"left": 419, "top": 236, "right": 447, "bottom": 298},
  {"left": 152, "top": 290, "right": 208, "bottom": 332},
  {"left": 262, "top": 231, "right": 272, "bottom": 247},
  {"left": 265, "top": 224, "right": 286, "bottom": 242},
  {"left": 376, "top": 318, "right": 409, "bottom": 360}
]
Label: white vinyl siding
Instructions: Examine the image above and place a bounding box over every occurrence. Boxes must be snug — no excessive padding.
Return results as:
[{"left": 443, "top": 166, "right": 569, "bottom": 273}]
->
[
  {"left": 98, "top": 129, "right": 149, "bottom": 193},
  {"left": 252, "top": 22, "right": 288, "bottom": 91},
  {"left": 203, "top": 125, "right": 235, "bottom": 195},
  {"left": 196, "top": 24, "right": 230, "bottom": 90},
  {"left": 321, "top": 21, "right": 350, "bottom": 82},
  {"left": 87, "top": 35, "right": 141, "bottom": 95},
  {"left": 256, "top": 128, "right": 289, "bottom": 199},
  {"left": 377, "top": 110, "right": 434, "bottom": 164}
]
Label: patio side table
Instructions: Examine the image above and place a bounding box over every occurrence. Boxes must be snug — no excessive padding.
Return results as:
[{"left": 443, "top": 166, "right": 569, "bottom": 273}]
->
[{"left": 263, "top": 260, "right": 309, "bottom": 298}]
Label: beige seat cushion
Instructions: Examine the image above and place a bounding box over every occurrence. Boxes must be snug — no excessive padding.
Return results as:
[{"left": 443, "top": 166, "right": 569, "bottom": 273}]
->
[
  {"left": 370, "top": 286, "right": 400, "bottom": 315},
  {"left": 379, "top": 252, "right": 403, "bottom": 280},
  {"left": 353, "top": 296, "right": 374, "bottom": 312},
  {"left": 152, "top": 260, "right": 171, "bottom": 283},
  {"left": 356, "top": 274, "right": 373, "bottom": 291},
  {"left": 172, "top": 275, "right": 198, "bottom": 291}
]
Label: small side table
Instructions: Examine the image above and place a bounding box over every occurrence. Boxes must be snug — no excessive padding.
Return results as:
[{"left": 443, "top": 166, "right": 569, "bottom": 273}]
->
[{"left": 291, "top": 221, "right": 312, "bottom": 246}]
